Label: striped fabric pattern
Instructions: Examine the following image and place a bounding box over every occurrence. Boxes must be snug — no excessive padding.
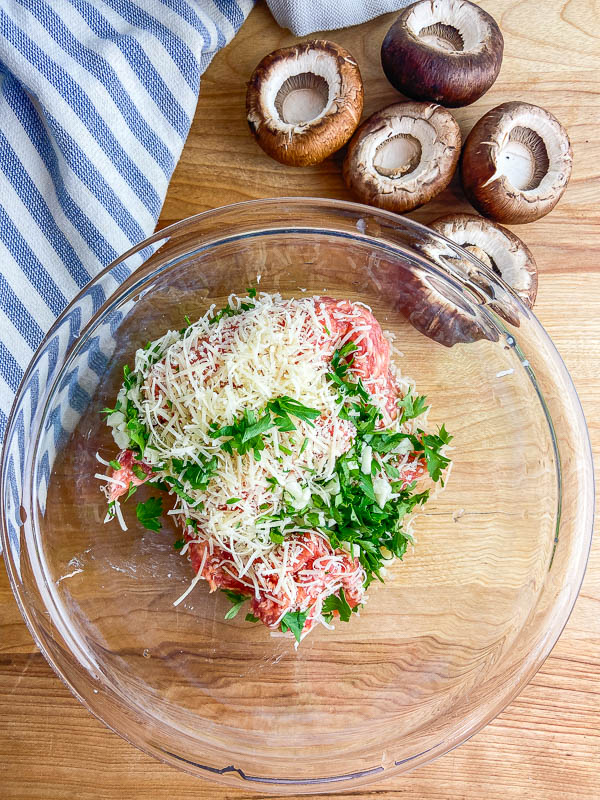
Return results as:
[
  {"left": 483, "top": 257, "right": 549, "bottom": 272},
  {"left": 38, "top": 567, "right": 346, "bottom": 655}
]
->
[{"left": 0, "top": 0, "right": 254, "bottom": 445}]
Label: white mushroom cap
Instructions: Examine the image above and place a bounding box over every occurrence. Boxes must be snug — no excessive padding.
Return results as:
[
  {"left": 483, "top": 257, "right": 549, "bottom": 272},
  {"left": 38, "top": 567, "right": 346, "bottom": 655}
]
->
[
  {"left": 430, "top": 213, "right": 538, "bottom": 309},
  {"left": 343, "top": 102, "right": 461, "bottom": 213},
  {"left": 381, "top": 0, "right": 504, "bottom": 107},
  {"left": 246, "top": 41, "right": 363, "bottom": 167},
  {"left": 461, "top": 102, "right": 573, "bottom": 223}
]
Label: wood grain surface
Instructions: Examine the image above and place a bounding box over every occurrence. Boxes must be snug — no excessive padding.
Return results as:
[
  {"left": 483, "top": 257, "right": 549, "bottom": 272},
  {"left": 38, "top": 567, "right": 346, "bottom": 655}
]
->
[{"left": 1, "top": 1, "right": 599, "bottom": 798}]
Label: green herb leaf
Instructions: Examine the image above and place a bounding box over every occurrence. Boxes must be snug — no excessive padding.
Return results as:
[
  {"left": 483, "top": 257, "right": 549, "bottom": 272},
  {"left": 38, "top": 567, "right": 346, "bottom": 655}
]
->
[
  {"left": 222, "top": 589, "right": 249, "bottom": 620},
  {"left": 109, "top": 459, "right": 121, "bottom": 470},
  {"left": 136, "top": 496, "right": 163, "bottom": 531},
  {"left": 245, "top": 613, "right": 260, "bottom": 623},
  {"left": 240, "top": 412, "right": 273, "bottom": 443},
  {"left": 267, "top": 396, "right": 320, "bottom": 428},
  {"left": 174, "top": 538, "right": 185, "bottom": 551},
  {"left": 163, "top": 476, "right": 196, "bottom": 504},
  {"left": 280, "top": 610, "right": 309, "bottom": 643},
  {"left": 209, "top": 300, "right": 255, "bottom": 326},
  {"left": 397, "top": 390, "right": 429, "bottom": 422},
  {"left": 322, "top": 588, "right": 353, "bottom": 622},
  {"left": 171, "top": 456, "right": 217, "bottom": 491},
  {"left": 126, "top": 418, "right": 149, "bottom": 456},
  {"left": 132, "top": 463, "right": 147, "bottom": 481},
  {"left": 222, "top": 589, "right": 248, "bottom": 604},
  {"left": 101, "top": 401, "right": 121, "bottom": 416}
]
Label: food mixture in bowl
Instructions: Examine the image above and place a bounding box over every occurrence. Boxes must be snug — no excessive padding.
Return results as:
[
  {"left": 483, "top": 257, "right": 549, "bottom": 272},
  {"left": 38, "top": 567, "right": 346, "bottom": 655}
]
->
[{"left": 96, "top": 291, "right": 451, "bottom": 643}]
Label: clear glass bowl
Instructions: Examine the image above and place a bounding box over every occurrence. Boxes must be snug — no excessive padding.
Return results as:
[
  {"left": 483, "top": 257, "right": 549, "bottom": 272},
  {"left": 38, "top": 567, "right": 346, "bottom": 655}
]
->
[{"left": 1, "top": 199, "right": 593, "bottom": 793}]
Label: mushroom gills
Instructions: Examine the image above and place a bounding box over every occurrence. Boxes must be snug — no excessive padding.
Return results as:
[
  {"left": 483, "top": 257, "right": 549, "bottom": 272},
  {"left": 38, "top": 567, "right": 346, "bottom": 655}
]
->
[
  {"left": 429, "top": 214, "right": 536, "bottom": 305},
  {"left": 406, "top": 1, "right": 486, "bottom": 51},
  {"left": 418, "top": 22, "right": 464, "bottom": 52},
  {"left": 459, "top": 231, "right": 532, "bottom": 290},
  {"left": 496, "top": 126, "right": 550, "bottom": 191},
  {"left": 373, "top": 134, "right": 422, "bottom": 178},
  {"left": 463, "top": 244, "right": 500, "bottom": 275},
  {"left": 274, "top": 73, "right": 330, "bottom": 125}
]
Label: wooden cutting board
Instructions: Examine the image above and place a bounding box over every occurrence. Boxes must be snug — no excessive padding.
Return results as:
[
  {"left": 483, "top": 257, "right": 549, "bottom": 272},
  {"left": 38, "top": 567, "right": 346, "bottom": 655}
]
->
[{"left": 1, "top": 1, "right": 599, "bottom": 798}]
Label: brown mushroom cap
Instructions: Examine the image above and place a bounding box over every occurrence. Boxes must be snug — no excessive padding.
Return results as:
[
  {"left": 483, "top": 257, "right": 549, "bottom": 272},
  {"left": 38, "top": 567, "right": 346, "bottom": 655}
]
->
[
  {"left": 246, "top": 40, "right": 363, "bottom": 167},
  {"left": 381, "top": 0, "right": 504, "bottom": 107},
  {"left": 430, "top": 213, "right": 538, "bottom": 309},
  {"left": 399, "top": 270, "right": 500, "bottom": 346},
  {"left": 342, "top": 102, "right": 461, "bottom": 213},
  {"left": 460, "top": 102, "right": 573, "bottom": 224}
]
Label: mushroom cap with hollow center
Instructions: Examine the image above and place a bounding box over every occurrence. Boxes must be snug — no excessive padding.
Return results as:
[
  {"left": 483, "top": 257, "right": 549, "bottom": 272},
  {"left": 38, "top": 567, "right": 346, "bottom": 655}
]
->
[
  {"left": 343, "top": 102, "right": 461, "bottom": 213},
  {"left": 381, "top": 0, "right": 503, "bottom": 107},
  {"left": 430, "top": 213, "right": 538, "bottom": 309},
  {"left": 246, "top": 40, "right": 363, "bottom": 167},
  {"left": 460, "top": 101, "right": 573, "bottom": 224},
  {"left": 405, "top": 0, "right": 489, "bottom": 52}
]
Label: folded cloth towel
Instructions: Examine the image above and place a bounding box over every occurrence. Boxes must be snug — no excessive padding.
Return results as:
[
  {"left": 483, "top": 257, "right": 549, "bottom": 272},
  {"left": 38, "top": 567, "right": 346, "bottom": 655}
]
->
[
  {"left": 0, "top": 0, "right": 254, "bottom": 445},
  {"left": 266, "top": 0, "right": 410, "bottom": 36}
]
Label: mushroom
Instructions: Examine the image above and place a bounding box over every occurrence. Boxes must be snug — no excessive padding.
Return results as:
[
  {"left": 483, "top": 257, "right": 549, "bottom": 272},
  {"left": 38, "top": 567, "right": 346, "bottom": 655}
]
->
[
  {"left": 246, "top": 40, "right": 363, "bottom": 167},
  {"left": 381, "top": 0, "right": 504, "bottom": 107},
  {"left": 395, "top": 266, "right": 500, "bottom": 347},
  {"left": 429, "top": 213, "right": 537, "bottom": 328},
  {"left": 343, "top": 102, "right": 461, "bottom": 213},
  {"left": 460, "top": 102, "right": 573, "bottom": 223}
]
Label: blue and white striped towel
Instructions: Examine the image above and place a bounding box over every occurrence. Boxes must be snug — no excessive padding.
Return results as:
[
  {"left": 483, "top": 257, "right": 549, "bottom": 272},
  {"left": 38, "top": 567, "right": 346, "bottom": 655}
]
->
[{"left": 0, "top": 0, "right": 256, "bottom": 446}]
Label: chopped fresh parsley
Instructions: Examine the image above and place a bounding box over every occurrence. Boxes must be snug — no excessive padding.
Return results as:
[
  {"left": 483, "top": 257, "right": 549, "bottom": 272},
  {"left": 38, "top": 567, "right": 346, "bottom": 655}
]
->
[
  {"left": 222, "top": 589, "right": 249, "bottom": 620},
  {"left": 266, "top": 396, "right": 320, "bottom": 431},
  {"left": 136, "top": 496, "right": 163, "bottom": 532},
  {"left": 210, "top": 408, "right": 272, "bottom": 459},
  {"left": 163, "top": 476, "right": 198, "bottom": 505},
  {"left": 132, "top": 463, "right": 147, "bottom": 481},
  {"left": 109, "top": 459, "right": 121, "bottom": 470},
  {"left": 397, "top": 389, "right": 429, "bottom": 422},
  {"left": 122, "top": 364, "right": 135, "bottom": 390},
  {"left": 286, "top": 343, "right": 451, "bottom": 584},
  {"left": 174, "top": 538, "right": 185, "bottom": 551},
  {"left": 322, "top": 588, "right": 354, "bottom": 622},
  {"left": 171, "top": 456, "right": 217, "bottom": 491},
  {"left": 210, "top": 397, "right": 320, "bottom": 459},
  {"left": 209, "top": 298, "right": 255, "bottom": 326},
  {"left": 101, "top": 400, "right": 121, "bottom": 416},
  {"left": 280, "top": 609, "right": 309, "bottom": 643},
  {"left": 416, "top": 426, "right": 452, "bottom": 482}
]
